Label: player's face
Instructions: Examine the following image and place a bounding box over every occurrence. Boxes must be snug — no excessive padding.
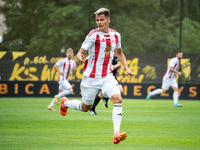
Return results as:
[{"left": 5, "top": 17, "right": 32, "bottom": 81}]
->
[
  {"left": 66, "top": 51, "right": 73, "bottom": 59},
  {"left": 177, "top": 52, "right": 183, "bottom": 59},
  {"left": 96, "top": 14, "right": 110, "bottom": 33}
]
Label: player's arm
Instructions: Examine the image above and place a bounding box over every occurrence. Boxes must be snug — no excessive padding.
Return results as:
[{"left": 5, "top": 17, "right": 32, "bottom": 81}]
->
[
  {"left": 169, "top": 66, "right": 182, "bottom": 77},
  {"left": 77, "top": 48, "right": 87, "bottom": 65},
  {"left": 114, "top": 48, "right": 134, "bottom": 77},
  {"left": 53, "top": 64, "right": 64, "bottom": 75},
  {"left": 72, "top": 63, "right": 77, "bottom": 73}
]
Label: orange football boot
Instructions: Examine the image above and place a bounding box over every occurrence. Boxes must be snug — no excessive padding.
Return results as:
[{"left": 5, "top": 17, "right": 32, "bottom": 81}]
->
[
  {"left": 60, "top": 97, "right": 68, "bottom": 116},
  {"left": 113, "top": 132, "right": 127, "bottom": 144}
]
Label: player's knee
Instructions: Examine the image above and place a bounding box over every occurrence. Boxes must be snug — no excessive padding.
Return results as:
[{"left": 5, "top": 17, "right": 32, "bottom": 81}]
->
[
  {"left": 172, "top": 86, "right": 178, "bottom": 92},
  {"left": 162, "top": 89, "right": 167, "bottom": 93},
  {"left": 81, "top": 104, "right": 91, "bottom": 112},
  {"left": 174, "top": 89, "right": 178, "bottom": 92},
  {"left": 82, "top": 108, "right": 89, "bottom": 112},
  {"left": 111, "top": 94, "right": 122, "bottom": 104},
  {"left": 174, "top": 88, "right": 179, "bottom": 92}
]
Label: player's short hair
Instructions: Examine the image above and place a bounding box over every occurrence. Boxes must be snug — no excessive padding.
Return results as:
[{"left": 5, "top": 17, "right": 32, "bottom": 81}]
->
[
  {"left": 66, "top": 48, "right": 73, "bottom": 53},
  {"left": 177, "top": 51, "right": 183, "bottom": 54},
  {"left": 94, "top": 8, "right": 110, "bottom": 18}
]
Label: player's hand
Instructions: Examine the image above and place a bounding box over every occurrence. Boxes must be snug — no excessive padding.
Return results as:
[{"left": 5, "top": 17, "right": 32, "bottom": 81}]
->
[
  {"left": 77, "top": 54, "right": 85, "bottom": 65},
  {"left": 126, "top": 68, "right": 135, "bottom": 77},
  {"left": 178, "top": 72, "right": 182, "bottom": 77},
  {"left": 77, "top": 49, "right": 86, "bottom": 65},
  {"left": 60, "top": 72, "right": 64, "bottom": 75}
]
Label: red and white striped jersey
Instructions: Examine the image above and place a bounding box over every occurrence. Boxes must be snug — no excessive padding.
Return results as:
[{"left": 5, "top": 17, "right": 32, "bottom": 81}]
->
[
  {"left": 81, "top": 28, "right": 121, "bottom": 78},
  {"left": 164, "top": 57, "right": 179, "bottom": 79},
  {"left": 55, "top": 57, "right": 76, "bottom": 81}
]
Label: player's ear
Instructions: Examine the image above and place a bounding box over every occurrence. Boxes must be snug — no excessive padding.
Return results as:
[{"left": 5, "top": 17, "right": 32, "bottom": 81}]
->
[{"left": 108, "top": 18, "right": 111, "bottom": 23}]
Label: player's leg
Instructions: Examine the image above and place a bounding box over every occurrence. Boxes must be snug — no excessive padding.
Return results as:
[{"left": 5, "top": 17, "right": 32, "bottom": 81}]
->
[
  {"left": 60, "top": 89, "right": 97, "bottom": 116},
  {"left": 47, "top": 97, "right": 56, "bottom": 111},
  {"left": 102, "top": 84, "right": 123, "bottom": 109},
  {"left": 60, "top": 76, "right": 100, "bottom": 116},
  {"left": 57, "top": 81, "right": 73, "bottom": 99},
  {"left": 103, "top": 82, "right": 123, "bottom": 109},
  {"left": 96, "top": 90, "right": 109, "bottom": 108},
  {"left": 54, "top": 89, "right": 63, "bottom": 105},
  {"left": 102, "top": 97, "right": 109, "bottom": 108},
  {"left": 47, "top": 86, "right": 61, "bottom": 110},
  {"left": 146, "top": 89, "right": 162, "bottom": 101},
  {"left": 60, "top": 98, "right": 91, "bottom": 116},
  {"left": 54, "top": 82, "right": 64, "bottom": 105},
  {"left": 102, "top": 77, "right": 122, "bottom": 134},
  {"left": 89, "top": 90, "right": 103, "bottom": 115},
  {"left": 146, "top": 77, "right": 169, "bottom": 100},
  {"left": 60, "top": 96, "right": 82, "bottom": 116},
  {"left": 55, "top": 81, "right": 73, "bottom": 105},
  {"left": 109, "top": 92, "right": 127, "bottom": 144},
  {"left": 171, "top": 80, "right": 183, "bottom": 107},
  {"left": 102, "top": 75, "right": 127, "bottom": 144}
]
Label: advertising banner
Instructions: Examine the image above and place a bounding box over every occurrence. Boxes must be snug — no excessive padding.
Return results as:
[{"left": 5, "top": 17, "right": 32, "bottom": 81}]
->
[
  {"left": 0, "top": 52, "right": 200, "bottom": 84},
  {"left": 0, "top": 81, "right": 199, "bottom": 100}
]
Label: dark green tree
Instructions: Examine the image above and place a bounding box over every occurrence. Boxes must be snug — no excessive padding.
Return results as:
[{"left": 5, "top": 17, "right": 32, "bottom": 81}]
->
[
  {"left": 0, "top": 0, "right": 89, "bottom": 53},
  {"left": 1, "top": 0, "right": 200, "bottom": 53}
]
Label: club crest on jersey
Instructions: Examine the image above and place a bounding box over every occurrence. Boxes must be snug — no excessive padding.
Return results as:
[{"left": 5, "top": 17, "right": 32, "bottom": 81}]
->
[
  {"left": 104, "top": 37, "right": 115, "bottom": 43},
  {"left": 105, "top": 45, "right": 111, "bottom": 55}
]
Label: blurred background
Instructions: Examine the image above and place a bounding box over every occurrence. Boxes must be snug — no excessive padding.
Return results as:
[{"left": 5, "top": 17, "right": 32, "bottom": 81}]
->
[
  {"left": 0, "top": 0, "right": 200, "bottom": 54},
  {"left": 0, "top": 0, "right": 199, "bottom": 98}
]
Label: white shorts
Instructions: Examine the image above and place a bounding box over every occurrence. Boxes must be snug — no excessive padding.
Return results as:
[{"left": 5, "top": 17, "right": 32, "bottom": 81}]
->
[
  {"left": 58, "top": 80, "right": 72, "bottom": 91},
  {"left": 80, "top": 75, "right": 120, "bottom": 105},
  {"left": 162, "top": 76, "right": 178, "bottom": 90}
]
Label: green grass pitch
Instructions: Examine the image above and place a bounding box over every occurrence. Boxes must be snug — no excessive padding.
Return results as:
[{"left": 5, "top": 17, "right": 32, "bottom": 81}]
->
[{"left": 0, "top": 97, "right": 199, "bottom": 150}]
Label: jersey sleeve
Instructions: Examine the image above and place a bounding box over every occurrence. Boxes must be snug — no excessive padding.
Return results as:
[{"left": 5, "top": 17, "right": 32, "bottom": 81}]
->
[
  {"left": 169, "top": 58, "right": 176, "bottom": 68},
  {"left": 81, "top": 33, "right": 95, "bottom": 51},
  {"left": 116, "top": 33, "right": 121, "bottom": 49},
  {"left": 55, "top": 58, "right": 64, "bottom": 66}
]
